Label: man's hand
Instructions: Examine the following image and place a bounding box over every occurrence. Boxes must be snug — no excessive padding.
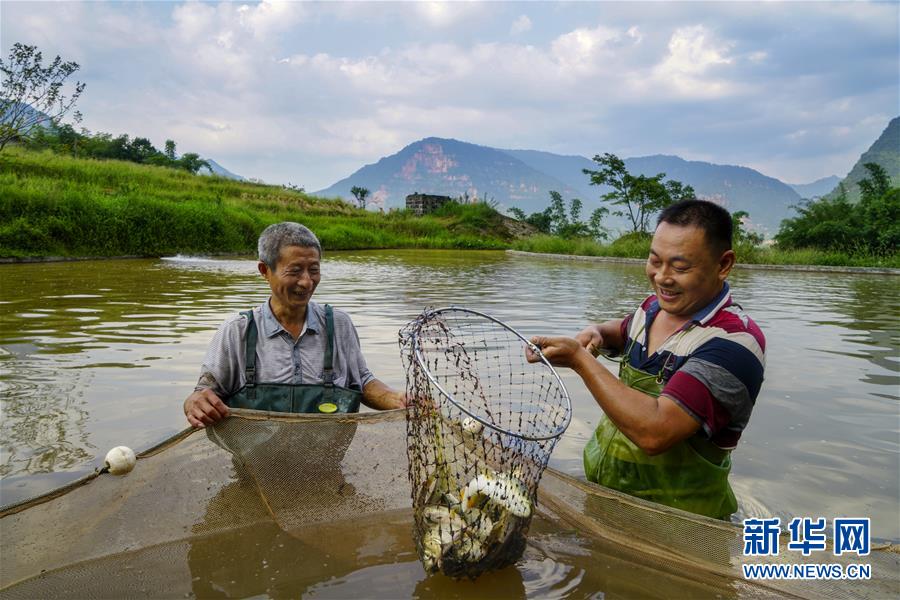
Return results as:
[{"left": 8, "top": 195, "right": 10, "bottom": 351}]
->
[
  {"left": 574, "top": 325, "right": 605, "bottom": 357},
  {"left": 526, "top": 335, "right": 590, "bottom": 370},
  {"left": 184, "top": 388, "right": 230, "bottom": 427},
  {"left": 362, "top": 379, "right": 408, "bottom": 411}
]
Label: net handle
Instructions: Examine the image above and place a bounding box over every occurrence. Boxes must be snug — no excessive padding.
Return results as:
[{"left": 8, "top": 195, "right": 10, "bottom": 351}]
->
[{"left": 410, "top": 306, "right": 572, "bottom": 442}]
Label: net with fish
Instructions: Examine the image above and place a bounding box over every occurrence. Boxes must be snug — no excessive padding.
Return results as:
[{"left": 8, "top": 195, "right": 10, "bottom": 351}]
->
[
  {"left": 400, "top": 306, "right": 573, "bottom": 578},
  {"left": 0, "top": 410, "right": 897, "bottom": 599}
]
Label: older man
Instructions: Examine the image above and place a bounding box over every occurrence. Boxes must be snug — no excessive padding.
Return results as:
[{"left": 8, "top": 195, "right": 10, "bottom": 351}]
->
[
  {"left": 184, "top": 222, "right": 404, "bottom": 427},
  {"left": 528, "top": 199, "right": 765, "bottom": 520}
]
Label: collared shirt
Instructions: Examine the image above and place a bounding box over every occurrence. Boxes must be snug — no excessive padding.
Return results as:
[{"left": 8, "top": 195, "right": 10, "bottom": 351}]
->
[
  {"left": 196, "top": 300, "right": 375, "bottom": 398},
  {"left": 619, "top": 282, "right": 767, "bottom": 449}
]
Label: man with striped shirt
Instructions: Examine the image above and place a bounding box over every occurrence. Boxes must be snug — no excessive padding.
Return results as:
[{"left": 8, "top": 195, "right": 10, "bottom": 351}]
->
[{"left": 527, "top": 199, "right": 765, "bottom": 520}]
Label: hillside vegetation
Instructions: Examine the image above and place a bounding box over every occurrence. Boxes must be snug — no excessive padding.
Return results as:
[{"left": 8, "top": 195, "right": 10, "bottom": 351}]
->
[{"left": 0, "top": 147, "right": 518, "bottom": 258}]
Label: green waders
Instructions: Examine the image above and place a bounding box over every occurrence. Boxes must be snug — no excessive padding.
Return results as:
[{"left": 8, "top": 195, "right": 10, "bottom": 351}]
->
[
  {"left": 224, "top": 304, "right": 363, "bottom": 414},
  {"left": 583, "top": 341, "right": 738, "bottom": 520}
]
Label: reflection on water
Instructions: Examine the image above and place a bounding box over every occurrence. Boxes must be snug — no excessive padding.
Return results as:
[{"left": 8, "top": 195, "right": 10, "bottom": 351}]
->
[{"left": 0, "top": 252, "right": 898, "bottom": 542}]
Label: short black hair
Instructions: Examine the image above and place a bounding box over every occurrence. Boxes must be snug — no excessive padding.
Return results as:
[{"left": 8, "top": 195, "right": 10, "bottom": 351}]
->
[{"left": 657, "top": 199, "right": 733, "bottom": 255}]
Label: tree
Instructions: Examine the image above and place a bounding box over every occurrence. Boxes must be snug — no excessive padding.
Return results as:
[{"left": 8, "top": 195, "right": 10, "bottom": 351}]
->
[
  {"left": 518, "top": 191, "right": 608, "bottom": 241},
  {"left": 583, "top": 152, "right": 686, "bottom": 234},
  {"left": 0, "top": 43, "right": 85, "bottom": 151},
  {"left": 731, "top": 211, "right": 763, "bottom": 246},
  {"left": 164, "top": 140, "right": 176, "bottom": 161},
  {"left": 588, "top": 207, "right": 610, "bottom": 241},
  {"left": 350, "top": 186, "right": 370, "bottom": 210},
  {"left": 548, "top": 190, "right": 568, "bottom": 230},
  {"left": 858, "top": 162, "right": 891, "bottom": 203},
  {"left": 176, "top": 152, "right": 211, "bottom": 174}
]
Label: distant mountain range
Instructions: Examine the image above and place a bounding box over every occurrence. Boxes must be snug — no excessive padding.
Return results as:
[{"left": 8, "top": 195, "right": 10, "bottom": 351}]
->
[
  {"left": 314, "top": 138, "right": 807, "bottom": 235},
  {"left": 786, "top": 176, "right": 842, "bottom": 199}
]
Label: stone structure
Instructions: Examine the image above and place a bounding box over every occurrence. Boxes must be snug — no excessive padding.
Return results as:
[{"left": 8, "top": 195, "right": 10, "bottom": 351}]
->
[{"left": 405, "top": 193, "right": 453, "bottom": 216}]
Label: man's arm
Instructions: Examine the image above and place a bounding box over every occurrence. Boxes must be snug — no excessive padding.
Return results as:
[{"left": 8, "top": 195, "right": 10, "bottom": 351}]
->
[
  {"left": 527, "top": 336, "right": 700, "bottom": 454},
  {"left": 362, "top": 378, "right": 406, "bottom": 410},
  {"left": 574, "top": 318, "right": 627, "bottom": 356}
]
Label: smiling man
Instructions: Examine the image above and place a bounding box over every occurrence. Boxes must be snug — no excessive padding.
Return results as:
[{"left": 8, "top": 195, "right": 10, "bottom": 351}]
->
[
  {"left": 527, "top": 200, "right": 766, "bottom": 520},
  {"left": 184, "top": 222, "right": 405, "bottom": 427}
]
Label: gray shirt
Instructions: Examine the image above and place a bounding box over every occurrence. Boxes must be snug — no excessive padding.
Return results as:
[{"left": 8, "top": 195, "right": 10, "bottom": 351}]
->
[{"left": 196, "top": 300, "right": 375, "bottom": 398}]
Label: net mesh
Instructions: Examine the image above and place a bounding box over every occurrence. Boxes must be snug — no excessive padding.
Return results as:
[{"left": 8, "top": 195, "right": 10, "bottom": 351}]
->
[
  {"left": 400, "top": 307, "right": 571, "bottom": 578},
  {"left": 0, "top": 411, "right": 897, "bottom": 599}
]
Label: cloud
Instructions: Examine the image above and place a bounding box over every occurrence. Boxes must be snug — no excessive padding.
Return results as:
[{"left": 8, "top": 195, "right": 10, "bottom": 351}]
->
[
  {"left": 510, "top": 14, "right": 532, "bottom": 36},
  {"left": 650, "top": 25, "right": 738, "bottom": 98},
  {"left": 411, "top": 1, "right": 488, "bottom": 29}
]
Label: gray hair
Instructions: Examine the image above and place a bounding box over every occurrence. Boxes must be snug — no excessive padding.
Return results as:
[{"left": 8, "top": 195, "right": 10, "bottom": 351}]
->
[{"left": 257, "top": 222, "right": 322, "bottom": 269}]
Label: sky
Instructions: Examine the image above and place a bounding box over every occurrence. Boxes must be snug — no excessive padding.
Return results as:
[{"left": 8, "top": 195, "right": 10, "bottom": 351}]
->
[{"left": 2, "top": 1, "right": 898, "bottom": 190}]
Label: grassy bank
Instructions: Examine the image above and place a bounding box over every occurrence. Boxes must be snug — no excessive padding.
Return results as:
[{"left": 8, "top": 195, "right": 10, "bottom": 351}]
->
[
  {"left": 513, "top": 234, "right": 900, "bottom": 269},
  {"left": 0, "top": 148, "right": 511, "bottom": 258}
]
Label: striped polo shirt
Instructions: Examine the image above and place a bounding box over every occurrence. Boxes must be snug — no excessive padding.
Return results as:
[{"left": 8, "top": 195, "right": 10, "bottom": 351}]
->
[{"left": 620, "top": 282, "right": 766, "bottom": 449}]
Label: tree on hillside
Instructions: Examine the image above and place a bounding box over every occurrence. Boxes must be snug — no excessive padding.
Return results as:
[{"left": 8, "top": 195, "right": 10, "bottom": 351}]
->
[
  {"left": 0, "top": 43, "right": 85, "bottom": 151},
  {"left": 350, "top": 186, "right": 370, "bottom": 210},
  {"left": 511, "top": 191, "right": 608, "bottom": 241},
  {"left": 776, "top": 164, "right": 899, "bottom": 256},
  {"left": 164, "top": 140, "right": 176, "bottom": 161},
  {"left": 583, "top": 152, "right": 696, "bottom": 234},
  {"left": 177, "top": 152, "right": 211, "bottom": 174},
  {"left": 858, "top": 162, "right": 891, "bottom": 202}
]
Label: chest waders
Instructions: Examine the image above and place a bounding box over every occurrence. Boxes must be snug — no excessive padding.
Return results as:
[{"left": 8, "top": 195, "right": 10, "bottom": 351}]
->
[
  {"left": 583, "top": 329, "right": 738, "bottom": 520},
  {"left": 224, "top": 305, "right": 362, "bottom": 414}
]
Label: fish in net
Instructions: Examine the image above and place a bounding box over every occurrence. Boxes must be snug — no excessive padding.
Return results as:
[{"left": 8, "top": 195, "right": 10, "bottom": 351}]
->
[{"left": 399, "top": 307, "right": 572, "bottom": 578}]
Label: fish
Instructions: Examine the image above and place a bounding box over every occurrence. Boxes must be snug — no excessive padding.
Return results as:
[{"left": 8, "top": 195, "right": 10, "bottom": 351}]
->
[
  {"left": 460, "top": 470, "right": 532, "bottom": 518},
  {"left": 461, "top": 416, "right": 484, "bottom": 435},
  {"left": 420, "top": 504, "right": 468, "bottom": 573}
]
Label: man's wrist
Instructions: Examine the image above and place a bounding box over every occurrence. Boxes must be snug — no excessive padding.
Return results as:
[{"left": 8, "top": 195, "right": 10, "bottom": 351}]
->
[{"left": 571, "top": 347, "right": 597, "bottom": 375}]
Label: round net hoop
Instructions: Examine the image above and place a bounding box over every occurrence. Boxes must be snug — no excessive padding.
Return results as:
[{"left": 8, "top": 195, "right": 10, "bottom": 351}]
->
[{"left": 410, "top": 306, "right": 572, "bottom": 442}]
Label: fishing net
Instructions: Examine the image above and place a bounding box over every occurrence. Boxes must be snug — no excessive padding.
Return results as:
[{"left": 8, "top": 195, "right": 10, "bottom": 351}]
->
[
  {"left": 399, "top": 307, "right": 572, "bottom": 578},
  {"left": 0, "top": 410, "right": 897, "bottom": 599}
]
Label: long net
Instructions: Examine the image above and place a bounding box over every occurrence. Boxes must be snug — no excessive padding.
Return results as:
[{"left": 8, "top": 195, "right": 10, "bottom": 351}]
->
[
  {"left": 1, "top": 411, "right": 897, "bottom": 599},
  {"left": 400, "top": 307, "right": 571, "bottom": 578}
]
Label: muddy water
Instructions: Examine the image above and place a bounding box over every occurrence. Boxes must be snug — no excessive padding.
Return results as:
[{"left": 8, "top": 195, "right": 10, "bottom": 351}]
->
[{"left": 1, "top": 250, "right": 898, "bottom": 551}]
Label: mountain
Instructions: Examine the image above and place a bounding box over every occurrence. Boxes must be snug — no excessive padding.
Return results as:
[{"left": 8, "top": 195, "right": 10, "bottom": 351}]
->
[
  {"left": 787, "top": 176, "right": 841, "bottom": 199},
  {"left": 314, "top": 137, "right": 581, "bottom": 213},
  {"left": 825, "top": 116, "right": 900, "bottom": 202},
  {"left": 0, "top": 102, "right": 55, "bottom": 134},
  {"left": 314, "top": 137, "right": 806, "bottom": 235},
  {"left": 199, "top": 158, "right": 244, "bottom": 181},
  {"left": 623, "top": 155, "right": 801, "bottom": 234}
]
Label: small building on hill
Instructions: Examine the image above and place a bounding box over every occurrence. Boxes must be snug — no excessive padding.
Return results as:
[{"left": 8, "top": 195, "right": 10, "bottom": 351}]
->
[{"left": 406, "top": 193, "right": 453, "bottom": 216}]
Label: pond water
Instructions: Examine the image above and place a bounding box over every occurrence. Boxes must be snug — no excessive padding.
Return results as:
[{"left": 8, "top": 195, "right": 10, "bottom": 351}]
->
[{"left": 1, "top": 249, "right": 898, "bottom": 551}]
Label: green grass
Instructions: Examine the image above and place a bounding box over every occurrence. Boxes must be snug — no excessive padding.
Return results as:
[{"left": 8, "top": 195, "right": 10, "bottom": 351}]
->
[{"left": 0, "top": 147, "right": 509, "bottom": 258}]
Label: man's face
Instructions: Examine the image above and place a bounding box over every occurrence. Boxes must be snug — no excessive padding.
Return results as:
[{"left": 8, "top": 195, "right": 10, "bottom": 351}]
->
[
  {"left": 259, "top": 245, "right": 321, "bottom": 314},
  {"left": 645, "top": 222, "right": 733, "bottom": 318}
]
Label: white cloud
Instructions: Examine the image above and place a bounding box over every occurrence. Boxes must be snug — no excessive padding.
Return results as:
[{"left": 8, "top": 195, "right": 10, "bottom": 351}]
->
[
  {"left": 510, "top": 14, "right": 532, "bottom": 36},
  {"left": 550, "top": 24, "right": 624, "bottom": 72},
  {"left": 650, "top": 25, "right": 738, "bottom": 98}
]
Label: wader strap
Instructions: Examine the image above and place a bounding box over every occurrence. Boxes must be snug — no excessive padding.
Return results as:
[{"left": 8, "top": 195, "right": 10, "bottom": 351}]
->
[
  {"left": 241, "top": 310, "right": 258, "bottom": 402},
  {"left": 323, "top": 304, "right": 335, "bottom": 406}
]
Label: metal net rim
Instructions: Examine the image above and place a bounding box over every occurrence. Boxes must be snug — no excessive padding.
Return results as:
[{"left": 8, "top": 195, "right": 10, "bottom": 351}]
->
[{"left": 410, "top": 305, "right": 572, "bottom": 442}]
